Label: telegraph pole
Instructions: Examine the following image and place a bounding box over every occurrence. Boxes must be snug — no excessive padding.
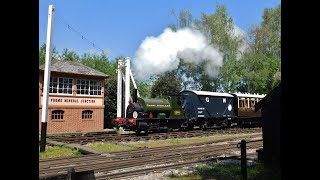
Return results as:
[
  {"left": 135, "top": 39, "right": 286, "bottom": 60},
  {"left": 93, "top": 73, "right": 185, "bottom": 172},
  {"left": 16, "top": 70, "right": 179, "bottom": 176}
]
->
[{"left": 40, "top": 4, "right": 55, "bottom": 152}]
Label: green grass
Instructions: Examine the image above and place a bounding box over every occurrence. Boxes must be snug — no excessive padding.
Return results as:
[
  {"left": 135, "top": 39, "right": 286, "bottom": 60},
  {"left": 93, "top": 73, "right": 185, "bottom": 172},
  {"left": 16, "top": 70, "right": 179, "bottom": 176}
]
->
[
  {"left": 86, "top": 142, "right": 138, "bottom": 152},
  {"left": 39, "top": 146, "right": 82, "bottom": 160},
  {"left": 167, "top": 161, "right": 280, "bottom": 180},
  {"left": 195, "top": 162, "right": 271, "bottom": 180},
  {"left": 195, "top": 163, "right": 242, "bottom": 179},
  {"left": 167, "top": 174, "right": 203, "bottom": 180},
  {"left": 126, "top": 134, "right": 258, "bottom": 148}
]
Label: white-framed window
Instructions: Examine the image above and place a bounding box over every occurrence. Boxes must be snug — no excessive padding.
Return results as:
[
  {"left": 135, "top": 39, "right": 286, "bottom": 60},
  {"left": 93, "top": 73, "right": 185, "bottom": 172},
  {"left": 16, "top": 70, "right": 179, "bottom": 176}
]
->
[
  {"left": 239, "top": 100, "right": 245, "bottom": 108},
  {"left": 51, "top": 110, "right": 64, "bottom": 120},
  {"left": 250, "top": 100, "right": 256, "bottom": 107},
  {"left": 76, "top": 79, "right": 102, "bottom": 96},
  {"left": 82, "top": 110, "right": 93, "bottom": 120},
  {"left": 49, "top": 77, "right": 73, "bottom": 94}
]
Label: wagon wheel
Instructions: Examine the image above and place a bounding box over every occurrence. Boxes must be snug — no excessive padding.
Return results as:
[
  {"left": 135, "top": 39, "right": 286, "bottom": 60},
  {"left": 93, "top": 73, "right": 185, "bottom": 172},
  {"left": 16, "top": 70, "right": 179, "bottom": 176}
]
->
[
  {"left": 201, "top": 123, "right": 207, "bottom": 131},
  {"left": 222, "top": 119, "right": 231, "bottom": 129},
  {"left": 187, "top": 123, "right": 194, "bottom": 131},
  {"left": 238, "top": 121, "right": 245, "bottom": 128},
  {"left": 181, "top": 122, "right": 188, "bottom": 132}
]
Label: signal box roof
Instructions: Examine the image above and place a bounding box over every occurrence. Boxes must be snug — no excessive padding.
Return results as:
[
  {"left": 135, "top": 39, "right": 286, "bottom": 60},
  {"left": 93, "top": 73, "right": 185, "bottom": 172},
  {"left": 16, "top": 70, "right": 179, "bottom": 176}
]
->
[{"left": 39, "top": 58, "right": 109, "bottom": 78}]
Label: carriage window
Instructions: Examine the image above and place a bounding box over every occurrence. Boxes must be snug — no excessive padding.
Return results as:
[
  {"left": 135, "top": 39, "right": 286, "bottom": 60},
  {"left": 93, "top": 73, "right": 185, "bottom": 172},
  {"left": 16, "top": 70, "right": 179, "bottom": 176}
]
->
[
  {"left": 250, "top": 100, "right": 256, "bottom": 107},
  {"left": 239, "top": 100, "right": 245, "bottom": 108},
  {"left": 244, "top": 99, "right": 248, "bottom": 108}
]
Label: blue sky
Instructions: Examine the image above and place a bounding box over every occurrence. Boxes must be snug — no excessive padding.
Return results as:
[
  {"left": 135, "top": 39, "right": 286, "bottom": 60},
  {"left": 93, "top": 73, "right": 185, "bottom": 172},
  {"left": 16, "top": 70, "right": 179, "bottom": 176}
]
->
[{"left": 39, "top": 0, "right": 280, "bottom": 60}]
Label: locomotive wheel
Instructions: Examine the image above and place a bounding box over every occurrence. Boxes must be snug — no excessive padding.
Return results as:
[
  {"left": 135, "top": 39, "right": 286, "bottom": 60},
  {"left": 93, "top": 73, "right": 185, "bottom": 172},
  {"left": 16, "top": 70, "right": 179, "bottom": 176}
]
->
[
  {"left": 136, "top": 130, "right": 141, "bottom": 135},
  {"left": 238, "top": 121, "right": 245, "bottom": 128},
  {"left": 167, "top": 128, "right": 173, "bottom": 133},
  {"left": 180, "top": 122, "right": 188, "bottom": 132},
  {"left": 222, "top": 120, "right": 230, "bottom": 129}
]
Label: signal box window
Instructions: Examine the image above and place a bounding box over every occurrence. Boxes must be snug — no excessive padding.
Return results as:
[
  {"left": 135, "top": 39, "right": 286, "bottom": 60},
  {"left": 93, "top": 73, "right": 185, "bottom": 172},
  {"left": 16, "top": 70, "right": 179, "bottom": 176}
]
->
[
  {"left": 51, "top": 110, "right": 64, "bottom": 120},
  {"left": 76, "top": 80, "right": 102, "bottom": 96},
  {"left": 82, "top": 110, "right": 93, "bottom": 120},
  {"left": 49, "top": 77, "right": 73, "bottom": 94}
]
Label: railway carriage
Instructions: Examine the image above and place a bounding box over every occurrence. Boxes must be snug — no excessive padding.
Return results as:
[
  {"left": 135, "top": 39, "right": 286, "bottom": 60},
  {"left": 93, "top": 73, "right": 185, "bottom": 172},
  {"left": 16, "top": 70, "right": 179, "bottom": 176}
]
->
[
  {"left": 178, "top": 90, "right": 236, "bottom": 130},
  {"left": 231, "top": 93, "right": 265, "bottom": 127},
  {"left": 114, "top": 90, "right": 265, "bottom": 133}
]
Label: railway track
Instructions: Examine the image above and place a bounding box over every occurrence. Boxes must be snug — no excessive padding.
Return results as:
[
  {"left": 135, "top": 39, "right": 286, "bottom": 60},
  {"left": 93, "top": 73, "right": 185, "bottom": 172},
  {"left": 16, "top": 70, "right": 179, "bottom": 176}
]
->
[
  {"left": 47, "top": 127, "right": 262, "bottom": 144},
  {"left": 102, "top": 153, "right": 260, "bottom": 180},
  {"left": 39, "top": 136, "right": 262, "bottom": 180}
]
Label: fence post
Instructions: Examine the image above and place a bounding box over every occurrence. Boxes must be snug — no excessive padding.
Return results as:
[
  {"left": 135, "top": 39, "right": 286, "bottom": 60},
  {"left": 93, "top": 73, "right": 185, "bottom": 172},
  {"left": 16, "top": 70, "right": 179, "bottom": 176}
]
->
[
  {"left": 67, "top": 167, "right": 76, "bottom": 180},
  {"left": 240, "top": 140, "right": 247, "bottom": 180}
]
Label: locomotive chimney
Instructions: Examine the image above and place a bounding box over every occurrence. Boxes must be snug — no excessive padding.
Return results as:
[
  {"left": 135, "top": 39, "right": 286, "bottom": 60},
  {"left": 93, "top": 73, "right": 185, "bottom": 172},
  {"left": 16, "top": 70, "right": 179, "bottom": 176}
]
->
[{"left": 133, "top": 89, "right": 138, "bottom": 103}]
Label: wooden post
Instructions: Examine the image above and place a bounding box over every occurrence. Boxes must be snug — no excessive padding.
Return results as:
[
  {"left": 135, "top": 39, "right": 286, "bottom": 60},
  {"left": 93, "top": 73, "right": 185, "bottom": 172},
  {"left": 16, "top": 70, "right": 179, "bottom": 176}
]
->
[{"left": 240, "top": 140, "right": 247, "bottom": 179}]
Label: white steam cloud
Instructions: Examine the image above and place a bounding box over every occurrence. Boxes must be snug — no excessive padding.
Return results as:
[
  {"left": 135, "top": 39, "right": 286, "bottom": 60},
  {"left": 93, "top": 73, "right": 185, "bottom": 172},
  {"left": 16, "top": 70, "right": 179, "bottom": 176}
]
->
[{"left": 133, "top": 28, "right": 223, "bottom": 80}]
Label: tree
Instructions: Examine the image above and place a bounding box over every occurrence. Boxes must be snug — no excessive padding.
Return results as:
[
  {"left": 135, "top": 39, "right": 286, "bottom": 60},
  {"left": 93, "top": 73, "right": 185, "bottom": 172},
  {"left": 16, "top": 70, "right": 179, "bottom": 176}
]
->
[
  {"left": 251, "top": 5, "right": 281, "bottom": 59},
  {"left": 168, "top": 9, "right": 193, "bottom": 31},
  {"left": 104, "top": 76, "right": 117, "bottom": 118},
  {"left": 197, "top": 4, "right": 243, "bottom": 92},
  {"left": 60, "top": 48, "right": 80, "bottom": 62},
  {"left": 168, "top": 9, "right": 219, "bottom": 91},
  {"left": 151, "top": 70, "right": 182, "bottom": 98},
  {"left": 81, "top": 52, "right": 117, "bottom": 76},
  {"left": 237, "top": 50, "right": 269, "bottom": 93},
  {"left": 243, "top": 5, "right": 281, "bottom": 92},
  {"left": 178, "top": 60, "right": 219, "bottom": 91},
  {"left": 168, "top": 5, "right": 244, "bottom": 93},
  {"left": 272, "top": 70, "right": 281, "bottom": 89},
  {"left": 136, "top": 81, "right": 152, "bottom": 98},
  {"left": 39, "top": 43, "right": 58, "bottom": 65}
]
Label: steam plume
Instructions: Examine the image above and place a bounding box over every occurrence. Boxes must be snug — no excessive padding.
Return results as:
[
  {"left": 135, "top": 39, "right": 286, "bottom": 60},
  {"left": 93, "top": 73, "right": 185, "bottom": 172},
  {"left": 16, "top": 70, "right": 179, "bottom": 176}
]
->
[{"left": 133, "top": 28, "right": 223, "bottom": 80}]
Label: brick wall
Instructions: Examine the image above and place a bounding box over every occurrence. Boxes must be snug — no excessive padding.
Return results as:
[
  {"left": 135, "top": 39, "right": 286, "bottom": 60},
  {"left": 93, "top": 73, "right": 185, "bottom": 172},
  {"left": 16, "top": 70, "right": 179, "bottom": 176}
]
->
[
  {"left": 39, "top": 71, "right": 106, "bottom": 134},
  {"left": 39, "top": 108, "right": 104, "bottom": 133}
]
